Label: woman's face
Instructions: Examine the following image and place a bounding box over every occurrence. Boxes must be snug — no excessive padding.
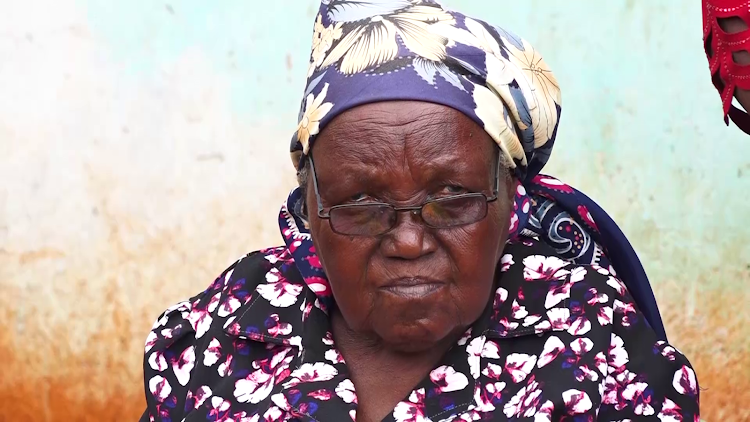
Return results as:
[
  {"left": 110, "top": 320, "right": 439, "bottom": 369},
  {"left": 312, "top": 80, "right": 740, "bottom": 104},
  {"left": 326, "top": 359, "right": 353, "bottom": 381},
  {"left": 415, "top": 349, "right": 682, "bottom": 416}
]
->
[{"left": 307, "top": 101, "right": 514, "bottom": 352}]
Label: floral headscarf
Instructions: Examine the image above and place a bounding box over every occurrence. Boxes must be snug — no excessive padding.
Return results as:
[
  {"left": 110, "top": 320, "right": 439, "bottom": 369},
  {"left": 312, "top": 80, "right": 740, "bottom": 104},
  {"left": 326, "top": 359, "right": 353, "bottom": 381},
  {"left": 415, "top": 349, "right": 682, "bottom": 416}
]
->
[{"left": 279, "top": 0, "right": 668, "bottom": 340}]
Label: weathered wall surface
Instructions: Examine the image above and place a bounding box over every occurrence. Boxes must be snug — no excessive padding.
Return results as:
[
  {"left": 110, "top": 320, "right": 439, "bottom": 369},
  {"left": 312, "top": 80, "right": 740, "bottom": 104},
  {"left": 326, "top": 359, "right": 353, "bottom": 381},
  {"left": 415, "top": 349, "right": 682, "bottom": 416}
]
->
[{"left": 1, "top": 1, "right": 748, "bottom": 420}]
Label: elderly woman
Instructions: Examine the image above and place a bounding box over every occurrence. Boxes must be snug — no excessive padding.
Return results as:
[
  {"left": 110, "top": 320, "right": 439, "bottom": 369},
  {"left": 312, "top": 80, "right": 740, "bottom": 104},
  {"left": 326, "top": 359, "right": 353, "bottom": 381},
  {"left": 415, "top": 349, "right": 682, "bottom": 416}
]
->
[{"left": 141, "top": 1, "right": 700, "bottom": 421}]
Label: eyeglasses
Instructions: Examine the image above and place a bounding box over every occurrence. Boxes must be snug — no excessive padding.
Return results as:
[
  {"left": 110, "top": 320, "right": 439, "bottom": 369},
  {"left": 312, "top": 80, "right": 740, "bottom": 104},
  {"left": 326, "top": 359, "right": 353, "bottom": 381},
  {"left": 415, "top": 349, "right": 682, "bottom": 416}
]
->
[{"left": 308, "top": 152, "right": 502, "bottom": 237}]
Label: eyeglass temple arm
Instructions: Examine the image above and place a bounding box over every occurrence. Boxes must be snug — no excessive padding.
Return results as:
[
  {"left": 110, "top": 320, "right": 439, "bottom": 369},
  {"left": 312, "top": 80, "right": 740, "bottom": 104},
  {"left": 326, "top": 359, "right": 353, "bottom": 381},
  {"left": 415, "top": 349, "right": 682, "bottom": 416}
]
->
[{"left": 307, "top": 157, "right": 329, "bottom": 218}]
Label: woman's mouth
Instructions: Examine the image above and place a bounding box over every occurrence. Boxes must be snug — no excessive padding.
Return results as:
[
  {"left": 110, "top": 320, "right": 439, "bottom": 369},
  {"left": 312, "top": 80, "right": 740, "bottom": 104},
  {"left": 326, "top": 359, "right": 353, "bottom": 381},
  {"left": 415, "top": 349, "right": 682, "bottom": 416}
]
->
[{"left": 379, "top": 278, "right": 445, "bottom": 299}]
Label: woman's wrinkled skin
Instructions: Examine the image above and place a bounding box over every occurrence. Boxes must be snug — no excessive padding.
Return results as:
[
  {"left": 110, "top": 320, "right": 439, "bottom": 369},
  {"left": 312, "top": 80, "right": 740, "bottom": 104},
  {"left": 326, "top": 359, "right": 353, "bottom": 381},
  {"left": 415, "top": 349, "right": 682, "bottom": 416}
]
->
[{"left": 305, "top": 101, "right": 513, "bottom": 422}]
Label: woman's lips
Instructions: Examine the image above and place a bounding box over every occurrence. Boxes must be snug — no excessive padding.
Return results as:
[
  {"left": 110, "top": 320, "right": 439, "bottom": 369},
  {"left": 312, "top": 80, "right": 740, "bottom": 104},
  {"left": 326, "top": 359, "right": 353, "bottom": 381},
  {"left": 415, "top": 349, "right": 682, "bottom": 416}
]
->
[{"left": 379, "top": 278, "right": 445, "bottom": 299}]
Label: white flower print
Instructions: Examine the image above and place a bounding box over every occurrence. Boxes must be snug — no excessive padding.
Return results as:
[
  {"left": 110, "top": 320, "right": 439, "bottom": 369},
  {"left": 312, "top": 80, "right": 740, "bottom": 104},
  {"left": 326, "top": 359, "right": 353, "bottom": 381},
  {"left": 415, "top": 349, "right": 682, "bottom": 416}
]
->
[
  {"left": 657, "top": 398, "right": 683, "bottom": 422},
  {"left": 218, "top": 354, "right": 233, "bottom": 377},
  {"left": 309, "top": 14, "right": 344, "bottom": 76},
  {"left": 335, "top": 379, "right": 357, "bottom": 404},
  {"left": 570, "top": 338, "right": 594, "bottom": 356},
  {"left": 622, "top": 382, "right": 654, "bottom": 415},
  {"left": 593, "top": 352, "right": 608, "bottom": 376},
  {"left": 598, "top": 306, "right": 614, "bottom": 326},
  {"left": 325, "top": 348, "right": 345, "bottom": 365},
  {"left": 494, "top": 286, "right": 509, "bottom": 308},
  {"left": 482, "top": 362, "right": 503, "bottom": 380},
  {"left": 308, "top": 389, "right": 334, "bottom": 400},
  {"left": 522, "top": 255, "right": 570, "bottom": 281},
  {"left": 505, "top": 353, "right": 537, "bottom": 383},
  {"left": 467, "top": 336, "right": 486, "bottom": 379},
  {"left": 609, "top": 333, "right": 630, "bottom": 371},
  {"left": 503, "top": 380, "right": 542, "bottom": 418},
  {"left": 512, "top": 299, "right": 529, "bottom": 319},
  {"left": 295, "top": 83, "right": 334, "bottom": 153},
  {"left": 567, "top": 316, "right": 592, "bottom": 336},
  {"left": 145, "top": 331, "right": 158, "bottom": 353},
  {"left": 500, "top": 253, "right": 515, "bottom": 272},
  {"left": 234, "top": 348, "right": 294, "bottom": 404},
  {"left": 188, "top": 295, "right": 218, "bottom": 340},
  {"left": 256, "top": 269, "right": 305, "bottom": 308},
  {"left": 544, "top": 280, "right": 571, "bottom": 309},
  {"left": 575, "top": 365, "right": 599, "bottom": 383},
  {"left": 267, "top": 314, "right": 293, "bottom": 337},
  {"left": 207, "top": 396, "right": 231, "bottom": 417},
  {"left": 606, "top": 276, "right": 627, "bottom": 295},
  {"left": 537, "top": 336, "right": 565, "bottom": 368},
  {"left": 562, "top": 389, "right": 593, "bottom": 415},
  {"left": 673, "top": 365, "right": 698, "bottom": 396},
  {"left": 203, "top": 338, "right": 222, "bottom": 367},
  {"left": 393, "top": 388, "right": 428, "bottom": 422},
  {"left": 173, "top": 346, "right": 196, "bottom": 386},
  {"left": 430, "top": 365, "right": 470, "bottom": 393},
  {"left": 534, "top": 400, "right": 554, "bottom": 422},
  {"left": 148, "top": 375, "right": 172, "bottom": 403},
  {"left": 186, "top": 386, "right": 213, "bottom": 410},
  {"left": 148, "top": 351, "right": 168, "bottom": 372},
  {"left": 283, "top": 362, "right": 338, "bottom": 388}
]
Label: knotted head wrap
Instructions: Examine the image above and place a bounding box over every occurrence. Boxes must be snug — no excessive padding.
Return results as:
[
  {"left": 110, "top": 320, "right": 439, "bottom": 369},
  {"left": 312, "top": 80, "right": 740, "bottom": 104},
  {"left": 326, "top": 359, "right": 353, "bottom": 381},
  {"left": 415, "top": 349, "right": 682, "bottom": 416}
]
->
[
  {"left": 279, "top": 0, "right": 668, "bottom": 340},
  {"left": 290, "top": 0, "right": 560, "bottom": 182}
]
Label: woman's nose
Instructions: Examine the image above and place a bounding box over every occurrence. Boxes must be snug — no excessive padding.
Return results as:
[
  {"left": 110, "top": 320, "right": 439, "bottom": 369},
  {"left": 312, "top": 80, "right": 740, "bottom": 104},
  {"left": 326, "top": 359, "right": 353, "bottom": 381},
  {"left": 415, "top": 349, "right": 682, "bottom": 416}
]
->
[{"left": 380, "top": 210, "right": 437, "bottom": 260}]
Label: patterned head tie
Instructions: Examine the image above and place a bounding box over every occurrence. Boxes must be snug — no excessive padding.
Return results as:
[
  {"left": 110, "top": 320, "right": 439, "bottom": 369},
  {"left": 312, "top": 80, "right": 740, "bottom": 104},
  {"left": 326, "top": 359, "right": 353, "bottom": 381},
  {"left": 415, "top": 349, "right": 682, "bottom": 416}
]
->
[{"left": 290, "top": 0, "right": 561, "bottom": 182}]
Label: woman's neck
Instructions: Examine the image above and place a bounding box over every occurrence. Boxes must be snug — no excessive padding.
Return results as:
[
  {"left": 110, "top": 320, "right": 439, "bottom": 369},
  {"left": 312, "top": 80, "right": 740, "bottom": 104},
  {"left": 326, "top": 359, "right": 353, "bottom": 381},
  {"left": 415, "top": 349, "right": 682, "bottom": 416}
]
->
[{"left": 330, "top": 309, "right": 462, "bottom": 422}]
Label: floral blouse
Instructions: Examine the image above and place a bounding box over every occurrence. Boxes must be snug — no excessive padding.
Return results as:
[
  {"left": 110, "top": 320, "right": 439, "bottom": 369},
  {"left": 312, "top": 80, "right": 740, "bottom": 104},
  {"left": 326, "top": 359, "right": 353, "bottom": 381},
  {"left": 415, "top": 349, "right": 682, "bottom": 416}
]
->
[{"left": 140, "top": 239, "right": 700, "bottom": 421}]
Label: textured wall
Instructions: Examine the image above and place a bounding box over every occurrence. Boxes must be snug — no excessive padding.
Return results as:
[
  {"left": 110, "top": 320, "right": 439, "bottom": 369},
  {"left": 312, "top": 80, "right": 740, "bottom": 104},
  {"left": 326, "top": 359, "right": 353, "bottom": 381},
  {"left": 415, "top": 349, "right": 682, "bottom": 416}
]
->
[{"left": 1, "top": 1, "right": 748, "bottom": 420}]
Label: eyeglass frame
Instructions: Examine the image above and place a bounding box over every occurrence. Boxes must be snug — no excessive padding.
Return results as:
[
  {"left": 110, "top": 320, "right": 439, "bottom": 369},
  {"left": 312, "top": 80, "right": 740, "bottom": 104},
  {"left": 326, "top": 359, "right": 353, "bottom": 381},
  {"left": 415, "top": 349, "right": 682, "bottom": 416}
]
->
[{"left": 306, "top": 149, "right": 504, "bottom": 236}]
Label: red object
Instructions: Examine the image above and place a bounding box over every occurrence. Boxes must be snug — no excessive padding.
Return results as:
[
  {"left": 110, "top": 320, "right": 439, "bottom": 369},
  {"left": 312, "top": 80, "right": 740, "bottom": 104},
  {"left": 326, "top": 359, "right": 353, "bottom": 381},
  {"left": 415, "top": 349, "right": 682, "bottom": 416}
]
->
[{"left": 703, "top": 0, "right": 750, "bottom": 133}]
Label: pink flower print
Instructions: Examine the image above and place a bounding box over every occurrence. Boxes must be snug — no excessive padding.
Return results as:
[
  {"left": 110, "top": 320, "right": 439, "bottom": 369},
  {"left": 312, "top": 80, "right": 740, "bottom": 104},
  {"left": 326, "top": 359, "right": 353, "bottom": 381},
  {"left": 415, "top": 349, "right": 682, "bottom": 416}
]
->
[
  {"left": 145, "top": 331, "right": 158, "bottom": 353},
  {"left": 467, "top": 337, "right": 486, "bottom": 379},
  {"left": 335, "top": 379, "right": 357, "bottom": 404},
  {"left": 567, "top": 316, "right": 592, "bottom": 336},
  {"left": 473, "top": 382, "right": 506, "bottom": 412},
  {"left": 262, "top": 406, "right": 283, "bottom": 422},
  {"left": 500, "top": 254, "right": 515, "bottom": 272},
  {"left": 614, "top": 299, "right": 636, "bottom": 327},
  {"left": 457, "top": 327, "right": 473, "bottom": 346},
  {"left": 300, "top": 298, "right": 313, "bottom": 322},
  {"left": 322, "top": 331, "right": 335, "bottom": 346},
  {"left": 308, "top": 389, "right": 334, "bottom": 400},
  {"left": 505, "top": 353, "right": 538, "bottom": 383},
  {"left": 593, "top": 352, "right": 607, "bottom": 377},
  {"left": 608, "top": 334, "right": 630, "bottom": 371},
  {"left": 606, "top": 276, "right": 627, "bottom": 296},
  {"left": 218, "top": 354, "right": 233, "bottom": 377},
  {"left": 538, "top": 307, "right": 570, "bottom": 332},
  {"left": 482, "top": 362, "right": 503, "bottom": 380},
  {"left": 188, "top": 293, "right": 218, "bottom": 339},
  {"left": 534, "top": 400, "right": 555, "bottom": 422},
  {"left": 148, "top": 375, "right": 172, "bottom": 403},
  {"left": 569, "top": 266, "right": 587, "bottom": 283},
  {"left": 494, "top": 286, "right": 509, "bottom": 308},
  {"left": 657, "top": 398, "right": 683, "bottom": 422},
  {"left": 537, "top": 336, "right": 565, "bottom": 368},
  {"left": 186, "top": 385, "right": 213, "bottom": 410},
  {"left": 562, "top": 389, "right": 593, "bottom": 415},
  {"left": 597, "top": 306, "right": 613, "bottom": 326},
  {"left": 325, "top": 348, "right": 345, "bottom": 365},
  {"left": 503, "top": 379, "right": 542, "bottom": 418},
  {"left": 148, "top": 351, "right": 168, "bottom": 372},
  {"left": 659, "top": 344, "right": 678, "bottom": 361},
  {"left": 602, "top": 370, "right": 637, "bottom": 411},
  {"left": 283, "top": 362, "right": 338, "bottom": 389},
  {"left": 544, "top": 281, "right": 571, "bottom": 309},
  {"left": 570, "top": 338, "right": 594, "bottom": 356},
  {"left": 172, "top": 346, "right": 196, "bottom": 386},
  {"left": 305, "top": 254, "right": 323, "bottom": 269},
  {"left": 622, "top": 382, "right": 654, "bottom": 416},
  {"left": 522, "top": 314, "right": 543, "bottom": 327},
  {"left": 266, "top": 314, "right": 293, "bottom": 337},
  {"left": 257, "top": 268, "right": 304, "bottom": 308},
  {"left": 522, "top": 255, "right": 570, "bottom": 281},
  {"left": 235, "top": 348, "right": 294, "bottom": 404},
  {"left": 203, "top": 338, "right": 222, "bottom": 367},
  {"left": 430, "top": 365, "right": 469, "bottom": 393},
  {"left": 152, "top": 301, "right": 190, "bottom": 330},
  {"left": 393, "top": 388, "right": 428, "bottom": 422},
  {"left": 586, "top": 288, "right": 609, "bottom": 306},
  {"left": 217, "top": 283, "right": 244, "bottom": 318},
  {"left": 207, "top": 396, "right": 231, "bottom": 421},
  {"left": 230, "top": 411, "right": 259, "bottom": 422},
  {"left": 673, "top": 365, "right": 698, "bottom": 397},
  {"left": 495, "top": 317, "right": 520, "bottom": 336},
  {"left": 512, "top": 299, "right": 529, "bottom": 319},
  {"left": 574, "top": 365, "right": 599, "bottom": 383}
]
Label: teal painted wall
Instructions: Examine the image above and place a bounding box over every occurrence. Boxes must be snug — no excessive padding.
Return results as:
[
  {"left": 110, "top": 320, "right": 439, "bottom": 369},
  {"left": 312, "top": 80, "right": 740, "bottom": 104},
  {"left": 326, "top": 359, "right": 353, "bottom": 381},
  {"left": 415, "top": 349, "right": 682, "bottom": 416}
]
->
[{"left": 1, "top": 1, "right": 747, "bottom": 420}]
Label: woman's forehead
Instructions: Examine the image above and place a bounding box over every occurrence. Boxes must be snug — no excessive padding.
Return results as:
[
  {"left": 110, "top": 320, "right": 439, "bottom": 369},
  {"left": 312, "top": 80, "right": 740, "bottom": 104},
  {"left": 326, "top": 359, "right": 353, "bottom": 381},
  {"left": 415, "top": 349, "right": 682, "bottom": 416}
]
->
[{"left": 314, "top": 101, "right": 495, "bottom": 165}]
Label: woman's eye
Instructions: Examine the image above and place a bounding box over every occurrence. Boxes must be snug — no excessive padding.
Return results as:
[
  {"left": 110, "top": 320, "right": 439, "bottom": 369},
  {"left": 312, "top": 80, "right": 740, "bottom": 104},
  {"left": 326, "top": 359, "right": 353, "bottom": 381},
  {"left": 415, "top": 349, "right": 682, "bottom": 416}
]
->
[{"left": 441, "top": 185, "right": 466, "bottom": 195}]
